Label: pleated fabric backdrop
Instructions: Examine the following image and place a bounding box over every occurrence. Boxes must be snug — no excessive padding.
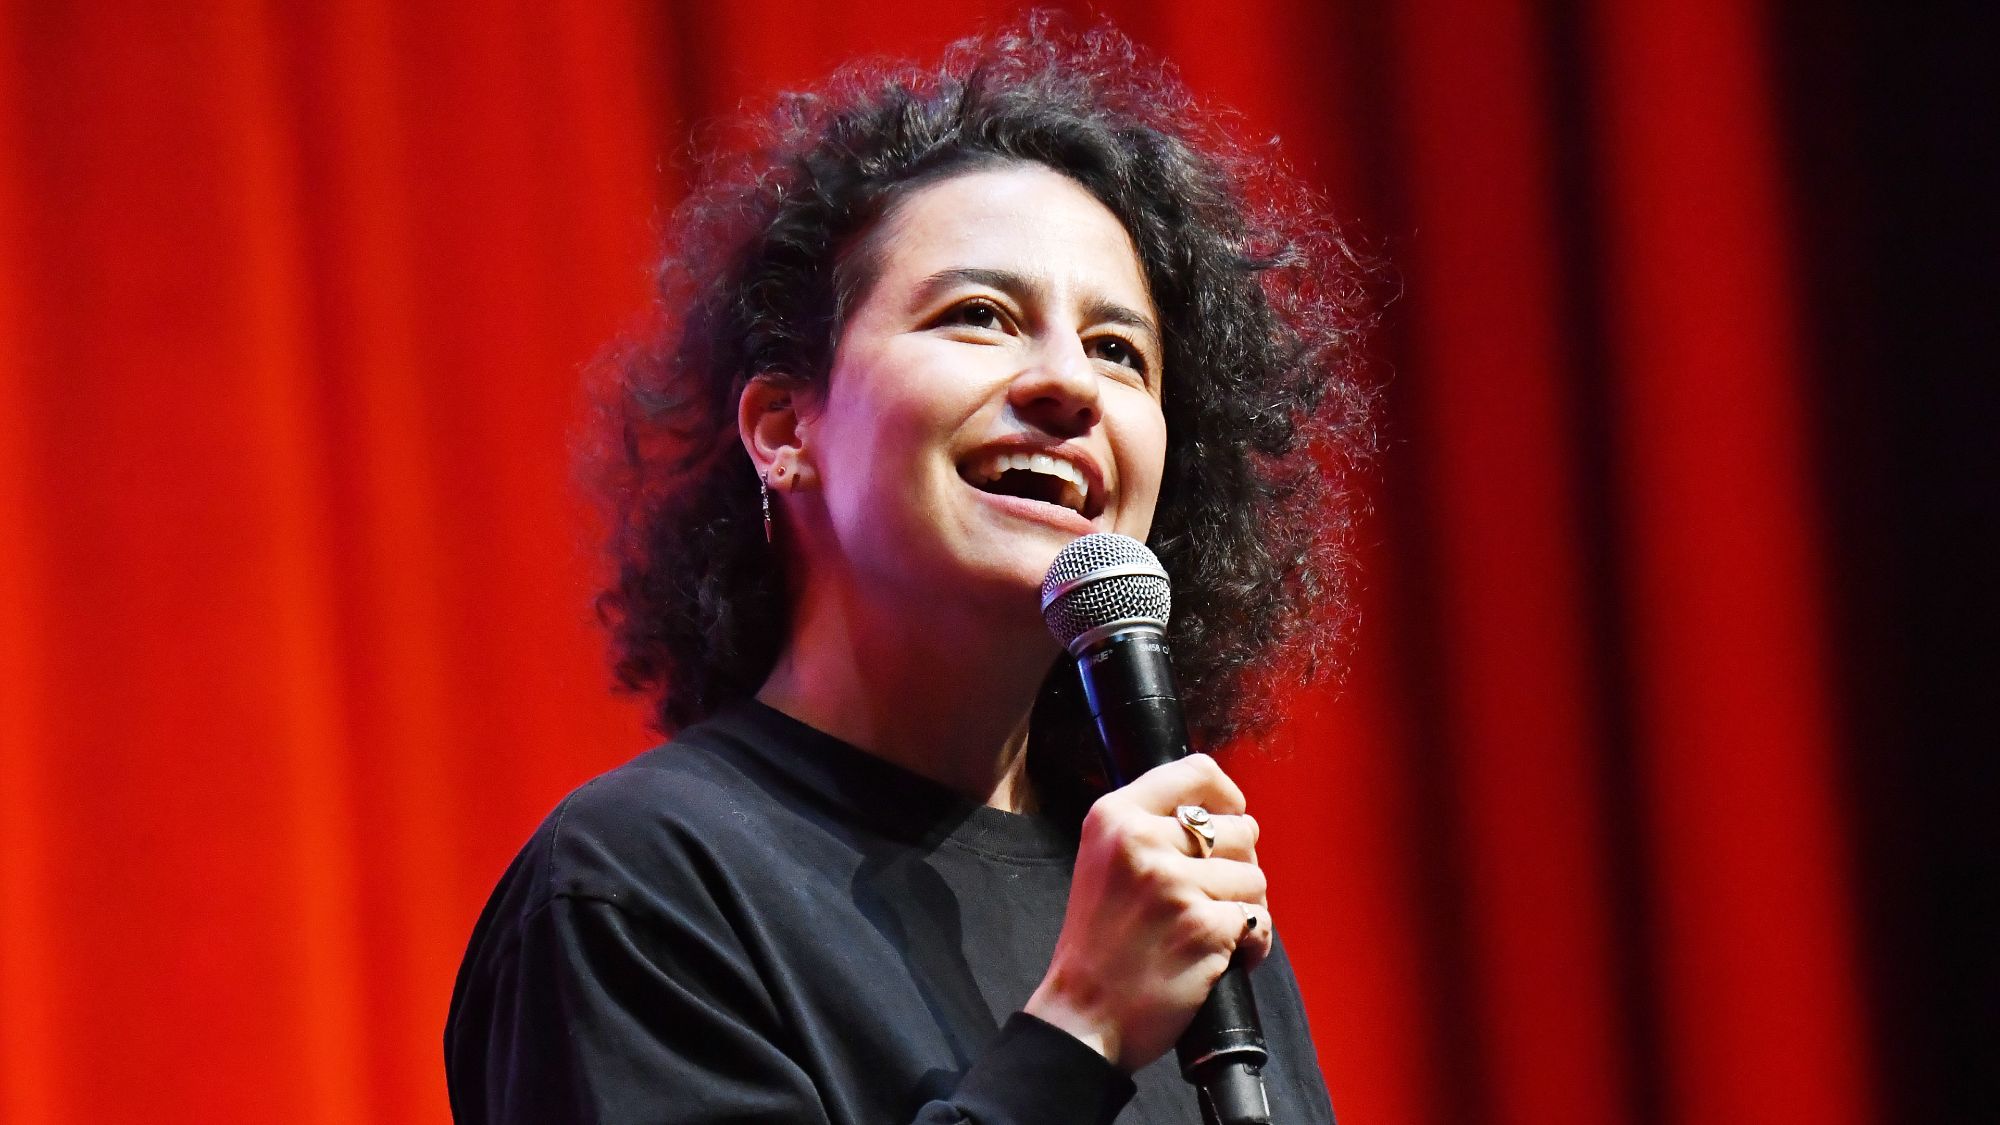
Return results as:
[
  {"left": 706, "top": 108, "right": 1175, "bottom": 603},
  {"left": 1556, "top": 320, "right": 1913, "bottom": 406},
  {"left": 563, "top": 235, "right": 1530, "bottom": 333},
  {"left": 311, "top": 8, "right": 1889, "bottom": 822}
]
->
[{"left": 0, "top": 1, "right": 1889, "bottom": 1122}]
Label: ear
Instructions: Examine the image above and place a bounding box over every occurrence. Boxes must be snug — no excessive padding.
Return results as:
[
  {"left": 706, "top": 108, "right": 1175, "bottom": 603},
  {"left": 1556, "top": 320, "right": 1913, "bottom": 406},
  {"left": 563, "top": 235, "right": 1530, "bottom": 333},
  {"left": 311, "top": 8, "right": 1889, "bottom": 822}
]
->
[{"left": 738, "top": 374, "right": 816, "bottom": 490}]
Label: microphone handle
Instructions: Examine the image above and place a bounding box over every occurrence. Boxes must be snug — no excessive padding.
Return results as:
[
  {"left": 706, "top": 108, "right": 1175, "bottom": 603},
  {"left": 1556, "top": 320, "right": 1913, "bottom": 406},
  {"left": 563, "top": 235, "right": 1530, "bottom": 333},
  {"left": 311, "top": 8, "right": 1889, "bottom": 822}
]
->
[{"left": 1077, "top": 633, "right": 1273, "bottom": 1125}]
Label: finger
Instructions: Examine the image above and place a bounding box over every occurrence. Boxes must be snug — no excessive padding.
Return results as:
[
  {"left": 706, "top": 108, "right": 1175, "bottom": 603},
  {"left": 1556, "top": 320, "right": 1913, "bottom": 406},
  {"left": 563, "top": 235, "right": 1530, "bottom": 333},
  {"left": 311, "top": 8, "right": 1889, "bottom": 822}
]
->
[
  {"left": 1190, "top": 899, "right": 1273, "bottom": 963},
  {"left": 1178, "top": 855, "right": 1268, "bottom": 906},
  {"left": 1200, "top": 811, "right": 1259, "bottom": 861},
  {"left": 1234, "top": 902, "right": 1275, "bottom": 970},
  {"left": 1122, "top": 753, "right": 1246, "bottom": 816},
  {"left": 1160, "top": 809, "right": 1258, "bottom": 861}
]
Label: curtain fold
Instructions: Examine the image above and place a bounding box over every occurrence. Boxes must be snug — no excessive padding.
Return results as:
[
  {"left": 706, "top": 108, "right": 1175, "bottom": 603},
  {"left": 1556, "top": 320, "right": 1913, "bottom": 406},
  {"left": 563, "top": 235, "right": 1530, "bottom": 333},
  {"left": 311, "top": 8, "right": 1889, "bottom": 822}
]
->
[{"left": 1591, "top": 2, "right": 1869, "bottom": 1121}]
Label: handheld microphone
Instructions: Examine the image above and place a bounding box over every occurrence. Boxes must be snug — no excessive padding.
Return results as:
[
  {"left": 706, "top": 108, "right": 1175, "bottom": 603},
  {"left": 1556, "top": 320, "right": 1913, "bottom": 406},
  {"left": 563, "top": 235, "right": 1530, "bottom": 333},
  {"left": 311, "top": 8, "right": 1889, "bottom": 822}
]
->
[{"left": 1041, "top": 532, "right": 1272, "bottom": 1125}]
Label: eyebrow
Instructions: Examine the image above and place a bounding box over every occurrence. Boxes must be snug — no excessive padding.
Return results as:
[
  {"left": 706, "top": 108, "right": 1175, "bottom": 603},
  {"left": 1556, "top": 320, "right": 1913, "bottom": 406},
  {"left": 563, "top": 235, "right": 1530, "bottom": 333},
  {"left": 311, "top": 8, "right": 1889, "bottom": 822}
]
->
[{"left": 914, "top": 266, "right": 1161, "bottom": 344}]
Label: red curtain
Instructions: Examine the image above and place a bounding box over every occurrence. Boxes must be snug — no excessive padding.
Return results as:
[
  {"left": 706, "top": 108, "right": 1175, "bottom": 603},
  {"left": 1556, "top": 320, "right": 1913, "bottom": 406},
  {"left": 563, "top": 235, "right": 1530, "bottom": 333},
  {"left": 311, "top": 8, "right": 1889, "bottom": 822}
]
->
[{"left": 0, "top": 2, "right": 1880, "bottom": 1122}]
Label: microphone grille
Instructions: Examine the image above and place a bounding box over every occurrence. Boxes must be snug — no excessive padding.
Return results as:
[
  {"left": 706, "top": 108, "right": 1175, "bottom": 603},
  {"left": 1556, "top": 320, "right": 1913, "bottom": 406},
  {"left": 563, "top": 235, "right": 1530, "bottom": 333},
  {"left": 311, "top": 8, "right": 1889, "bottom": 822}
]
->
[{"left": 1041, "top": 533, "right": 1172, "bottom": 648}]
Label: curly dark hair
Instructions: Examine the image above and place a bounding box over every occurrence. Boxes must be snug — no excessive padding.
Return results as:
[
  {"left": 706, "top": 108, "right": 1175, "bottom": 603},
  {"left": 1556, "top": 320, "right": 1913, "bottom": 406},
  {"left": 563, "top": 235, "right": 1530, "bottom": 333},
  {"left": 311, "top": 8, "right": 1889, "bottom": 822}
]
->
[{"left": 589, "top": 15, "right": 1376, "bottom": 764}]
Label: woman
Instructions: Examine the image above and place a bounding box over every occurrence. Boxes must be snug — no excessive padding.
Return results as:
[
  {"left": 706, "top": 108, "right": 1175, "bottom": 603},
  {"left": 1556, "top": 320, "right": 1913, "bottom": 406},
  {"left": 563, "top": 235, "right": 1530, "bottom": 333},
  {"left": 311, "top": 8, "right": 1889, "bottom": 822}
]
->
[{"left": 447, "top": 18, "right": 1374, "bottom": 1124}]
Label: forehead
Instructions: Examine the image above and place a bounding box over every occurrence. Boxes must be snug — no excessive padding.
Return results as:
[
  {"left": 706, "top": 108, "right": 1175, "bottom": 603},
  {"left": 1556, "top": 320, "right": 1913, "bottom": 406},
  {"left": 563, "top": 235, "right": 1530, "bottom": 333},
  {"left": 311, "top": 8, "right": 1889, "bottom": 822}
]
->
[{"left": 867, "top": 165, "right": 1154, "bottom": 306}]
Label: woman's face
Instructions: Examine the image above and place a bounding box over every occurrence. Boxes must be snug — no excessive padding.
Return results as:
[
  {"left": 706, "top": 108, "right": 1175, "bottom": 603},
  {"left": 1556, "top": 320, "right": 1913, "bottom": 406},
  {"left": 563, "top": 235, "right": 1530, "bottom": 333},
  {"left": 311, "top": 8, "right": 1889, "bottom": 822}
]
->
[{"left": 793, "top": 163, "right": 1168, "bottom": 628}]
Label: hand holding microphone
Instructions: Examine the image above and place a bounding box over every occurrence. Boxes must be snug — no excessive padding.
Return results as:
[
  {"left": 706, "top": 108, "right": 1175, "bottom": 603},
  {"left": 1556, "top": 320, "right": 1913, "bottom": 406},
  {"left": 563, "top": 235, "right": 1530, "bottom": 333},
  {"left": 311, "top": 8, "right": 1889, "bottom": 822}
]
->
[
  {"left": 1025, "top": 753, "right": 1274, "bottom": 1070},
  {"left": 1026, "top": 533, "right": 1276, "bottom": 1125}
]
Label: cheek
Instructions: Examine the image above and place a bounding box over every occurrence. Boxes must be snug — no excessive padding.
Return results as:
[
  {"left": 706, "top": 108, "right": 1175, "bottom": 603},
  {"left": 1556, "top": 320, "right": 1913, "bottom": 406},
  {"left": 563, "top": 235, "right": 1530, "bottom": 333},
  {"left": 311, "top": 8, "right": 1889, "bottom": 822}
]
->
[
  {"left": 818, "top": 355, "right": 921, "bottom": 450},
  {"left": 1118, "top": 406, "right": 1171, "bottom": 525},
  {"left": 839, "top": 339, "right": 981, "bottom": 423},
  {"left": 812, "top": 354, "right": 965, "bottom": 495}
]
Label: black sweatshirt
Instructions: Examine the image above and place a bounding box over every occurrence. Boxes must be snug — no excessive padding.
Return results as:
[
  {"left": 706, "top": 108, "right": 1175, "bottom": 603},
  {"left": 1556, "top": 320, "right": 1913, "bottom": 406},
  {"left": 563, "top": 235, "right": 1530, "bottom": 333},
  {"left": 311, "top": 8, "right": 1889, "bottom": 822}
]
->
[{"left": 446, "top": 701, "right": 1337, "bottom": 1124}]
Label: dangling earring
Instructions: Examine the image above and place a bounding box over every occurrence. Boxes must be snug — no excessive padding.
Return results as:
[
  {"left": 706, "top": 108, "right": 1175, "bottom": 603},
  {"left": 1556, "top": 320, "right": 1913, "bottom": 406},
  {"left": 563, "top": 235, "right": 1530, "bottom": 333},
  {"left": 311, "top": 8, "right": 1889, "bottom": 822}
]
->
[
  {"left": 760, "top": 471, "right": 773, "bottom": 543},
  {"left": 762, "top": 463, "right": 790, "bottom": 543}
]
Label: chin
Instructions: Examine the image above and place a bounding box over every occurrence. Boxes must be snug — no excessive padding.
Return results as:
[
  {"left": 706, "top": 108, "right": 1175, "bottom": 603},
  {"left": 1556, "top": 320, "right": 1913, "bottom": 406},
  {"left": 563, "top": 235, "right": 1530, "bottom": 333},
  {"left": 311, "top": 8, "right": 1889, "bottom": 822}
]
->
[
  {"left": 937, "top": 541, "right": 1069, "bottom": 621},
  {"left": 909, "top": 492, "right": 1115, "bottom": 615}
]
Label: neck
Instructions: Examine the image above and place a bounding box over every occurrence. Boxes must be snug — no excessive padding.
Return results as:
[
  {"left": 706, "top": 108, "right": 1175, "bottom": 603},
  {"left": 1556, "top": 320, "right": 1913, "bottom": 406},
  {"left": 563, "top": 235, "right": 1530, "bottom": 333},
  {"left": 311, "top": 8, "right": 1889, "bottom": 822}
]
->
[{"left": 756, "top": 575, "right": 1058, "bottom": 813}]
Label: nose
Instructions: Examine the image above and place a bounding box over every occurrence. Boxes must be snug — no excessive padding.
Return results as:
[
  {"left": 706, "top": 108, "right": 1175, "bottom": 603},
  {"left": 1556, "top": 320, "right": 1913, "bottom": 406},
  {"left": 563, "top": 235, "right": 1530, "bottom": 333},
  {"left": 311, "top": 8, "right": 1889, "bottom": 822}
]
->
[{"left": 1007, "top": 334, "right": 1101, "bottom": 437}]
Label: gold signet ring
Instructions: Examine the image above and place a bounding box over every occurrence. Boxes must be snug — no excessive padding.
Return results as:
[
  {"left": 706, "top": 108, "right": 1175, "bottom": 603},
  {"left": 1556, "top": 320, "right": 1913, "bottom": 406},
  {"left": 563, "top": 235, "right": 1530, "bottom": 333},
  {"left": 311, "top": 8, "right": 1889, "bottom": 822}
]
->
[{"left": 1176, "top": 804, "right": 1217, "bottom": 858}]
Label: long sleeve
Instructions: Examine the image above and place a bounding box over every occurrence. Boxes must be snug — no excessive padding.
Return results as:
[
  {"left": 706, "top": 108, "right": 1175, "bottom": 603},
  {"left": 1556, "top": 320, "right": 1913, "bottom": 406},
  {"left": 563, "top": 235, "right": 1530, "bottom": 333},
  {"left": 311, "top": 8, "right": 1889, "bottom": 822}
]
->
[
  {"left": 446, "top": 891, "right": 1134, "bottom": 1125},
  {"left": 449, "top": 891, "right": 825, "bottom": 1123}
]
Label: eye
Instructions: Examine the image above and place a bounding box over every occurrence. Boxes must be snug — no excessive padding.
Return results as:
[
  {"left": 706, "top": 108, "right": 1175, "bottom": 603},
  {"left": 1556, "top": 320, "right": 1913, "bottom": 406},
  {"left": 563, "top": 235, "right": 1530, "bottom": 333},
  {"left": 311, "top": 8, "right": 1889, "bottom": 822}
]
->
[
  {"left": 939, "top": 298, "right": 1007, "bottom": 331},
  {"left": 1088, "top": 335, "right": 1150, "bottom": 377}
]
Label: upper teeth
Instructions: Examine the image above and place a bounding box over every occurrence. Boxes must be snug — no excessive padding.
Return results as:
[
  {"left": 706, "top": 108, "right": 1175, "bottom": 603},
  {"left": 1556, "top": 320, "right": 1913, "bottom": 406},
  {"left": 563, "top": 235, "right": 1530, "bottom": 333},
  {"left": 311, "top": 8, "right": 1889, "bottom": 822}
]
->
[{"left": 968, "top": 451, "right": 1090, "bottom": 508}]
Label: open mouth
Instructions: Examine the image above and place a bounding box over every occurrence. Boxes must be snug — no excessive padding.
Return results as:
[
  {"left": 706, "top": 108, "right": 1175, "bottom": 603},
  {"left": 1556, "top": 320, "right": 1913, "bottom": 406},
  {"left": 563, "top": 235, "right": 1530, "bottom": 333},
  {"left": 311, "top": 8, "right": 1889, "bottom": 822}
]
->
[{"left": 960, "top": 450, "right": 1099, "bottom": 519}]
